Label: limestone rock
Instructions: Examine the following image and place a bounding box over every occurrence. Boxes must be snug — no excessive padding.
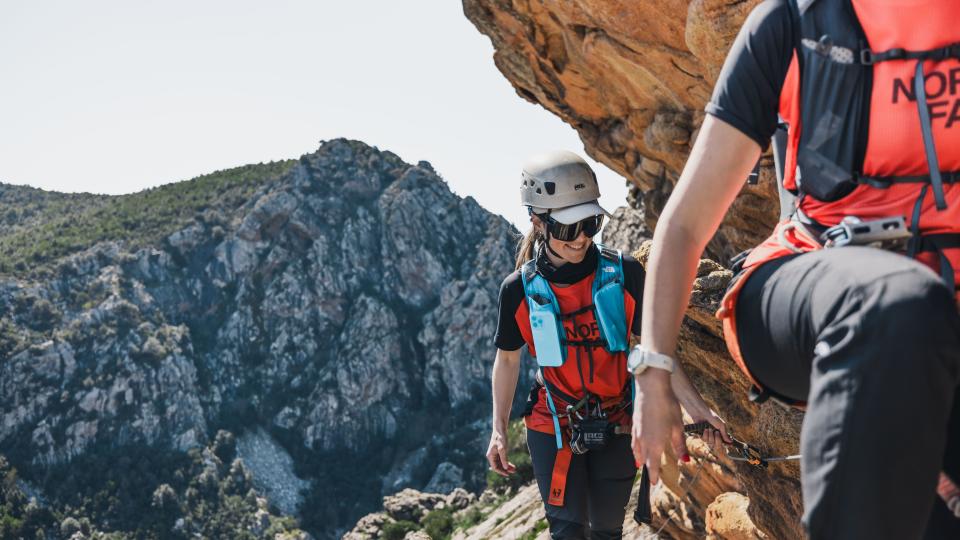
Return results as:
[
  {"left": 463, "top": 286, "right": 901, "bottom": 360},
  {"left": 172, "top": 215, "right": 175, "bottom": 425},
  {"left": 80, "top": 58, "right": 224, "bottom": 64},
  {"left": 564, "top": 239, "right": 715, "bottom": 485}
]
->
[
  {"left": 446, "top": 487, "right": 476, "bottom": 510},
  {"left": 706, "top": 492, "right": 765, "bottom": 540},
  {"left": 382, "top": 489, "right": 446, "bottom": 522},
  {"left": 424, "top": 462, "right": 464, "bottom": 495},
  {"left": 342, "top": 512, "right": 393, "bottom": 540}
]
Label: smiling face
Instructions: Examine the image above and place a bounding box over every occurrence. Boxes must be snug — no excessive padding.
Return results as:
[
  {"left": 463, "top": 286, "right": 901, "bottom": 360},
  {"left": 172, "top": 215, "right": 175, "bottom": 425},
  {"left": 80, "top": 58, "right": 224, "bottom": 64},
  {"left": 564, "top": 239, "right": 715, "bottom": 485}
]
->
[{"left": 532, "top": 215, "right": 594, "bottom": 265}]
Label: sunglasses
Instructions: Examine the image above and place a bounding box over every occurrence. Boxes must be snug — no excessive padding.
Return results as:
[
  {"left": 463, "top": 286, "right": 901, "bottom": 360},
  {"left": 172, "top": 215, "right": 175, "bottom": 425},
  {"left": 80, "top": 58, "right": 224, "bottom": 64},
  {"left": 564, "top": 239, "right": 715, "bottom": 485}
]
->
[{"left": 541, "top": 213, "right": 604, "bottom": 242}]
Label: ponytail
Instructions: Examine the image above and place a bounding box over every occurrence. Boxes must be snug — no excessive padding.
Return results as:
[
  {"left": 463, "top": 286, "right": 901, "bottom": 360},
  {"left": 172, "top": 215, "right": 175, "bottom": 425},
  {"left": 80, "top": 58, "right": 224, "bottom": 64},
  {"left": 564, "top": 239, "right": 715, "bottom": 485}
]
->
[{"left": 515, "top": 227, "right": 540, "bottom": 270}]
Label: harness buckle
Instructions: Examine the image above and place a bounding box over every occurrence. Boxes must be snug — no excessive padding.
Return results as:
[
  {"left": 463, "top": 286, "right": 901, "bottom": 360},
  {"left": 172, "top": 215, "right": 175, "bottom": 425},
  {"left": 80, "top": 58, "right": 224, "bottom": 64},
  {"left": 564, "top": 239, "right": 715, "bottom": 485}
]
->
[
  {"left": 820, "top": 216, "right": 911, "bottom": 249},
  {"left": 859, "top": 48, "right": 875, "bottom": 65}
]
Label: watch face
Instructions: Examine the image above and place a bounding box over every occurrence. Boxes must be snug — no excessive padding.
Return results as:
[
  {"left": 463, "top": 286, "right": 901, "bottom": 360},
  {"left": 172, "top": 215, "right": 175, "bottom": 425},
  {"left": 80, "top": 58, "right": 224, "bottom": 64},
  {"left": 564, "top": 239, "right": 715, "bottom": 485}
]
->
[{"left": 627, "top": 347, "right": 644, "bottom": 372}]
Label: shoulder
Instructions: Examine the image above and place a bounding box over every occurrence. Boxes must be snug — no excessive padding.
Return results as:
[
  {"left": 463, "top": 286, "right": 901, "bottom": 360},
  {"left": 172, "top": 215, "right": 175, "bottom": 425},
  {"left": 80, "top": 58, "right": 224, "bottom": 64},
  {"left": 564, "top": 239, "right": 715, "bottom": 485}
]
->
[
  {"left": 736, "top": 0, "right": 798, "bottom": 59},
  {"left": 744, "top": 0, "right": 796, "bottom": 32},
  {"left": 705, "top": 0, "right": 797, "bottom": 148},
  {"left": 620, "top": 253, "right": 645, "bottom": 278},
  {"left": 619, "top": 252, "right": 645, "bottom": 301},
  {"left": 498, "top": 269, "right": 525, "bottom": 309}
]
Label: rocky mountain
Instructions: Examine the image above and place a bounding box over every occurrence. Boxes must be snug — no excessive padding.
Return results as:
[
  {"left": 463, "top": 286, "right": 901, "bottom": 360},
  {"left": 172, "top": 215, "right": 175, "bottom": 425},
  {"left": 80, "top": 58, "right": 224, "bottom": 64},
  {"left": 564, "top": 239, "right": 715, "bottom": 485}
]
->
[
  {"left": 464, "top": 1, "right": 806, "bottom": 538},
  {"left": 0, "top": 139, "right": 528, "bottom": 539}
]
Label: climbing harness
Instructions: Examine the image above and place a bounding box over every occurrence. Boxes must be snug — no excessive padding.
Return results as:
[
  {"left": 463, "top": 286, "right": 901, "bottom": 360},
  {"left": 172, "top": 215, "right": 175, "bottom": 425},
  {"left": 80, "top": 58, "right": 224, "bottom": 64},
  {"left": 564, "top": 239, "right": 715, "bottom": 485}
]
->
[
  {"left": 520, "top": 244, "right": 633, "bottom": 507},
  {"left": 521, "top": 244, "right": 628, "bottom": 450},
  {"left": 819, "top": 216, "right": 911, "bottom": 249}
]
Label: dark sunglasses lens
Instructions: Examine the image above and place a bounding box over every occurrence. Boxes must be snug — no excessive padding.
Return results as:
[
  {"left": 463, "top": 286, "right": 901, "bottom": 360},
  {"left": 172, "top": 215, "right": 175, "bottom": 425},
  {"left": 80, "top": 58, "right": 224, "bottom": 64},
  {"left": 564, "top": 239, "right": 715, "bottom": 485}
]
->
[
  {"left": 549, "top": 221, "right": 579, "bottom": 241},
  {"left": 582, "top": 215, "right": 603, "bottom": 237},
  {"left": 548, "top": 215, "right": 603, "bottom": 241}
]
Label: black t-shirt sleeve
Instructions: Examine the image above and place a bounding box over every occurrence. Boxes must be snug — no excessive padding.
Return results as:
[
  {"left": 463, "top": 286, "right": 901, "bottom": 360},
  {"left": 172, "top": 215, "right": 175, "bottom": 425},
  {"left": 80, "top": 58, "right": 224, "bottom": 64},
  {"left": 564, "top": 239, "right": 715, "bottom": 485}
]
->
[
  {"left": 705, "top": 0, "right": 797, "bottom": 149},
  {"left": 621, "top": 254, "right": 645, "bottom": 336},
  {"left": 494, "top": 270, "right": 526, "bottom": 351}
]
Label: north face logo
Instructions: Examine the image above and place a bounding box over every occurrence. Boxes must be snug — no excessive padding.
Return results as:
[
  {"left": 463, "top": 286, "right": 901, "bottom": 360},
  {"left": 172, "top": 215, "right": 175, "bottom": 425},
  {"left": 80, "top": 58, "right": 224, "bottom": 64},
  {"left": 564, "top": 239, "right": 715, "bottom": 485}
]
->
[{"left": 892, "top": 67, "right": 960, "bottom": 128}]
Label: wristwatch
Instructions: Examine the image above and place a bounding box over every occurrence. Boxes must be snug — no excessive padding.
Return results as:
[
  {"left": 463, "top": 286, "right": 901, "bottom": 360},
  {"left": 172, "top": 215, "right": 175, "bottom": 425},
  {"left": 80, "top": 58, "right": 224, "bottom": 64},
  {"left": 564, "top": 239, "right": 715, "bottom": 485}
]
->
[{"left": 626, "top": 345, "right": 675, "bottom": 375}]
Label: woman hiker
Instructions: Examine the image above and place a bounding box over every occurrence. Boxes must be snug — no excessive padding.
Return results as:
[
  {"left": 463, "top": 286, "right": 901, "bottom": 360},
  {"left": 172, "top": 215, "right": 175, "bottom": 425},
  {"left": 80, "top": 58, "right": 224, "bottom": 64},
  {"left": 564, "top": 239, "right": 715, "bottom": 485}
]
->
[
  {"left": 486, "top": 150, "right": 726, "bottom": 540},
  {"left": 630, "top": 1, "right": 960, "bottom": 538}
]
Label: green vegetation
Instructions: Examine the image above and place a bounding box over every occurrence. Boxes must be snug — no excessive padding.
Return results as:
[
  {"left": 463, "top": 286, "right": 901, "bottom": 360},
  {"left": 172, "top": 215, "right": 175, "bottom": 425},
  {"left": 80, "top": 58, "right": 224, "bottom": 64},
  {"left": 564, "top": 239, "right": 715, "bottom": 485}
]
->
[
  {"left": 454, "top": 505, "right": 484, "bottom": 531},
  {"left": 381, "top": 519, "right": 419, "bottom": 540},
  {"left": 0, "top": 430, "right": 306, "bottom": 539},
  {"left": 422, "top": 506, "right": 455, "bottom": 539},
  {"left": 486, "top": 419, "right": 534, "bottom": 493},
  {"left": 0, "top": 160, "right": 295, "bottom": 276},
  {"left": 518, "top": 519, "right": 548, "bottom": 540},
  {"left": 0, "top": 456, "right": 56, "bottom": 540}
]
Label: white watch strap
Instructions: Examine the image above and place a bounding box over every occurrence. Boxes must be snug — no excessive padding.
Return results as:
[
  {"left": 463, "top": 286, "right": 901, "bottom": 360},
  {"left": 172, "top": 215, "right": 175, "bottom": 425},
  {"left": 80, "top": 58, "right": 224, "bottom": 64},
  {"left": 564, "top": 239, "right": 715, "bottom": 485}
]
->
[
  {"left": 643, "top": 350, "right": 674, "bottom": 372},
  {"left": 628, "top": 345, "right": 675, "bottom": 374}
]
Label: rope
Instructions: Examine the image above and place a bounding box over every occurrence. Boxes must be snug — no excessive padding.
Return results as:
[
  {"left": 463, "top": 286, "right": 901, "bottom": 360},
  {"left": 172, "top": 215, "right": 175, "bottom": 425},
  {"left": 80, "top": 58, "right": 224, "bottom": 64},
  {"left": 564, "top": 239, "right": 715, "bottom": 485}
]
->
[{"left": 653, "top": 458, "right": 707, "bottom": 537}]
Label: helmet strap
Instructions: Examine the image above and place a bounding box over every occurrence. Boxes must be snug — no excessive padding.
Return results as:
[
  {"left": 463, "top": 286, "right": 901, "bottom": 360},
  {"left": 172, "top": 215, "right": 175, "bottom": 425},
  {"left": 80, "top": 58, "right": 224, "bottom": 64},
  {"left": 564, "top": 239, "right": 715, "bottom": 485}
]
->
[{"left": 544, "top": 228, "right": 567, "bottom": 261}]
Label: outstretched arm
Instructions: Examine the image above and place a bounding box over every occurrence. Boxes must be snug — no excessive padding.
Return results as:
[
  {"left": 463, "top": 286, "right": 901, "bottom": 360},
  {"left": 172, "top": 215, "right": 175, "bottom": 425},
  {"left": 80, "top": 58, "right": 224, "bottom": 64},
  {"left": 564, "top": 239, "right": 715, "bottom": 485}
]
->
[{"left": 632, "top": 115, "right": 761, "bottom": 484}]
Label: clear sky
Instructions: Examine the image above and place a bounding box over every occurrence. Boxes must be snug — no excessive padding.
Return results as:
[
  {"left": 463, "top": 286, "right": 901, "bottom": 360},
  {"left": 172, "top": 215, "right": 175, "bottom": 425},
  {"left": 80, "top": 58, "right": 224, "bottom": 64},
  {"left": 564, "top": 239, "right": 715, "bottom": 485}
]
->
[{"left": 0, "top": 1, "right": 628, "bottom": 232}]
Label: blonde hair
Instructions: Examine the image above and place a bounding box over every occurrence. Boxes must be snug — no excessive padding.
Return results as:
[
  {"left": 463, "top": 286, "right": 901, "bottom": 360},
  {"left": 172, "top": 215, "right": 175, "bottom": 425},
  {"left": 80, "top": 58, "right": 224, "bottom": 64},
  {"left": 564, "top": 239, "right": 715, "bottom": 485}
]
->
[{"left": 515, "top": 227, "right": 541, "bottom": 270}]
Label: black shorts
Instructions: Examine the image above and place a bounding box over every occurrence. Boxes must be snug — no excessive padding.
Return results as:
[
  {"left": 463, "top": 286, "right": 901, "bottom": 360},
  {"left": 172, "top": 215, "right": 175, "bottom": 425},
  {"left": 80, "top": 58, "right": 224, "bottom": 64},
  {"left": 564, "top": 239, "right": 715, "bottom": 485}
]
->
[{"left": 735, "top": 247, "right": 960, "bottom": 539}]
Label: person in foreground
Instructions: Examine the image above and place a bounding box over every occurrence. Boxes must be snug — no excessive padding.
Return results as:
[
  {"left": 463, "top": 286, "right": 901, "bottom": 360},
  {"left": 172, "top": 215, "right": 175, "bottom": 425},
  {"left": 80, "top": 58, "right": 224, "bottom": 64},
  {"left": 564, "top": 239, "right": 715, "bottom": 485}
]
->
[
  {"left": 630, "top": 1, "right": 960, "bottom": 538},
  {"left": 486, "top": 151, "right": 725, "bottom": 540}
]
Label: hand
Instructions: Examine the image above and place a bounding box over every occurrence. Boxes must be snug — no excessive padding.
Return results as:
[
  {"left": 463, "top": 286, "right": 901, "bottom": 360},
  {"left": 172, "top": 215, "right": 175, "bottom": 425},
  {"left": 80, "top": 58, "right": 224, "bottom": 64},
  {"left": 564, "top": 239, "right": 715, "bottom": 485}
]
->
[
  {"left": 693, "top": 412, "right": 732, "bottom": 456},
  {"left": 486, "top": 429, "right": 516, "bottom": 477},
  {"left": 631, "top": 369, "right": 685, "bottom": 486}
]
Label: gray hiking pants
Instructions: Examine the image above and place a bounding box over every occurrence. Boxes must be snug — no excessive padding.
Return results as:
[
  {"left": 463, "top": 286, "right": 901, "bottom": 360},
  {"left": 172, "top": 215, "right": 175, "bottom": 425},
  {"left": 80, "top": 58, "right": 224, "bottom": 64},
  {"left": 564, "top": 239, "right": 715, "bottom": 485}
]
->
[
  {"left": 736, "top": 246, "right": 960, "bottom": 539},
  {"left": 527, "top": 428, "right": 637, "bottom": 540}
]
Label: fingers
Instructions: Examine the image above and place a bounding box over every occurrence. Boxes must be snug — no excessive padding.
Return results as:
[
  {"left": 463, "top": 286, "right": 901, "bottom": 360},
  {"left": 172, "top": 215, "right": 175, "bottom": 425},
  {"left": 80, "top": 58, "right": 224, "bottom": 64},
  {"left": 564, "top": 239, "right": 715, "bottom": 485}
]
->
[
  {"left": 671, "top": 424, "right": 689, "bottom": 465},
  {"left": 701, "top": 428, "right": 716, "bottom": 450},
  {"left": 486, "top": 435, "right": 514, "bottom": 477},
  {"left": 486, "top": 449, "right": 508, "bottom": 477},
  {"left": 498, "top": 444, "right": 515, "bottom": 474},
  {"left": 631, "top": 430, "right": 645, "bottom": 470},
  {"left": 631, "top": 424, "right": 660, "bottom": 485},
  {"left": 708, "top": 417, "right": 733, "bottom": 444},
  {"left": 645, "top": 448, "right": 662, "bottom": 486}
]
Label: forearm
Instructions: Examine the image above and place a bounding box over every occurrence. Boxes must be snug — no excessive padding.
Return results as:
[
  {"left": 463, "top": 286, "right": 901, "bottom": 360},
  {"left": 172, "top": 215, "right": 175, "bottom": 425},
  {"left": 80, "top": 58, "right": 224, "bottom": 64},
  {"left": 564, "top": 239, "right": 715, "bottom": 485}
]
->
[
  {"left": 640, "top": 116, "right": 761, "bottom": 360},
  {"left": 671, "top": 365, "right": 712, "bottom": 418},
  {"left": 491, "top": 348, "right": 521, "bottom": 432},
  {"left": 641, "top": 221, "right": 703, "bottom": 357}
]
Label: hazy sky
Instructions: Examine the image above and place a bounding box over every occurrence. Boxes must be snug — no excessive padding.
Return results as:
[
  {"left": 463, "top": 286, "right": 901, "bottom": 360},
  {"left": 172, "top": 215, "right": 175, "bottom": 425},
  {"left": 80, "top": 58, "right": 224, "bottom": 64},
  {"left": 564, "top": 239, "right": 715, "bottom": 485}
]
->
[{"left": 0, "top": 1, "right": 629, "bottom": 232}]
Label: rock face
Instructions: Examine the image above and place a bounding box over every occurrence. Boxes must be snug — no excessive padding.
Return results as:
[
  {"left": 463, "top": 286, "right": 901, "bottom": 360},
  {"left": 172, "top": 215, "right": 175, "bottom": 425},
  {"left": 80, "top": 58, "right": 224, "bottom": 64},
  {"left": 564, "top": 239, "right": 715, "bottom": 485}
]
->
[
  {"left": 0, "top": 139, "right": 527, "bottom": 538},
  {"left": 465, "top": 1, "right": 806, "bottom": 538},
  {"left": 462, "top": 0, "right": 779, "bottom": 262}
]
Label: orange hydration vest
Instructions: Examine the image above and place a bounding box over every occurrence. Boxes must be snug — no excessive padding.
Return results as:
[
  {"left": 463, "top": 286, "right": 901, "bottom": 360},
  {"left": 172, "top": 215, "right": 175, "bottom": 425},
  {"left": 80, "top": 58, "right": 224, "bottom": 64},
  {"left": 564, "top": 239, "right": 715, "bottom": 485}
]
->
[{"left": 719, "top": 0, "right": 960, "bottom": 399}]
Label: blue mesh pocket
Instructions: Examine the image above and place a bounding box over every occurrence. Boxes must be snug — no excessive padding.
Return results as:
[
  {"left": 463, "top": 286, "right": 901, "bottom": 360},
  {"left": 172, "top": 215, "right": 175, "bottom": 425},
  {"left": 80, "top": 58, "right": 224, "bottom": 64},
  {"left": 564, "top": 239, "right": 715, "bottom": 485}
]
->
[{"left": 593, "top": 281, "right": 627, "bottom": 351}]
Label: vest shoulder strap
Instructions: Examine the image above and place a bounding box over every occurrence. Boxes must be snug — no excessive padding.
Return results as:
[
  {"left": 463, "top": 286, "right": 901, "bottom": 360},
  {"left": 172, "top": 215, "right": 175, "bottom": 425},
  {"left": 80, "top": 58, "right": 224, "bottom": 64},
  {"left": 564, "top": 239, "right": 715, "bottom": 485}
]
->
[
  {"left": 594, "top": 244, "right": 624, "bottom": 291},
  {"left": 520, "top": 259, "right": 557, "bottom": 310}
]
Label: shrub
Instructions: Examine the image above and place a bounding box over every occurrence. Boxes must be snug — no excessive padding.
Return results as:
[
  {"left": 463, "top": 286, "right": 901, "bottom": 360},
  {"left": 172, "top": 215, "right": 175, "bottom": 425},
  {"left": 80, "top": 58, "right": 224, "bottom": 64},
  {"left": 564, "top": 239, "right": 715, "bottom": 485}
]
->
[
  {"left": 422, "top": 506, "right": 455, "bottom": 540},
  {"left": 381, "top": 520, "right": 419, "bottom": 540}
]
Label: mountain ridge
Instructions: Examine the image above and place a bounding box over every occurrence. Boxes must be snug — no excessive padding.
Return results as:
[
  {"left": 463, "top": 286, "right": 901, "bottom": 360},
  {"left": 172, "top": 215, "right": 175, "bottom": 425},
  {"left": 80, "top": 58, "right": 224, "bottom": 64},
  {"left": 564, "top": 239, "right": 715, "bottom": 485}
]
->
[{"left": 0, "top": 138, "right": 527, "bottom": 539}]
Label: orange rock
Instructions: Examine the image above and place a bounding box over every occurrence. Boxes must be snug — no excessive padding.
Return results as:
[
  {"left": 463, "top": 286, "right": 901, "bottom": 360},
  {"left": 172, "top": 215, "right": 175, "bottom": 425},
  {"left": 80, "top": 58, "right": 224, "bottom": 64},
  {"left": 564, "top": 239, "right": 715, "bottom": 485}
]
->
[{"left": 705, "top": 492, "right": 765, "bottom": 540}]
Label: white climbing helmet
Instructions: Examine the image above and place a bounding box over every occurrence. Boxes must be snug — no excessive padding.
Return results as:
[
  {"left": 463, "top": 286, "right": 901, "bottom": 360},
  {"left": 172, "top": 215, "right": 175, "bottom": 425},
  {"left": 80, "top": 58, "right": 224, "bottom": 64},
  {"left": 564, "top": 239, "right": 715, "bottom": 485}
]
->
[{"left": 520, "top": 150, "right": 609, "bottom": 224}]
